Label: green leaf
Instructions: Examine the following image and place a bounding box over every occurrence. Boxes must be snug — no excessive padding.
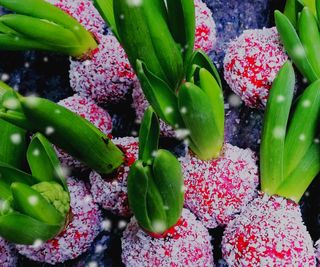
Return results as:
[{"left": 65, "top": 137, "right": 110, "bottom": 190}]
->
[
  {"left": 0, "top": 0, "right": 95, "bottom": 44},
  {"left": 298, "top": 7, "right": 320, "bottom": 77},
  {"left": 0, "top": 120, "right": 26, "bottom": 169},
  {"left": 298, "top": 0, "right": 317, "bottom": 15},
  {"left": 187, "top": 50, "right": 222, "bottom": 88},
  {"left": 276, "top": 142, "right": 320, "bottom": 202},
  {"left": 0, "top": 109, "right": 31, "bottom": 130},
  {"left": 114, "top": 0, "right": 183, "bottom": 88},
  {"left": 284, "top": 0, "right": 299, "bottom": 27},
  {"left": 166, "top": 0, "right": 195, "bottom": 62},
  {"left": 128, "top": 161, "right": 173, "bottom": 234},
  {"left": 260, "top": 61, "right": 295, "bottom": 195},
  {"left": 136, "top": 60, "right": 184, "bottom": 128},
  {"left": 0, "top": 84, "right": 26, "bottom": 168},
  {"left": 0, "top": 212, "right": 61, "bottom": 244},
  {"left": 275, "top": 10, "right": 318, "bottom": 82},
  {"left": 0, "top": 0, "right": 98, "bottom": 57},
  {"left": 199, "top": 68, "right": 224, "bottom": 138},
  {"left": 16, "top": 96, "right": 124, "bottom": 175},
  {"left": 11, "top": 182, "right": 64, "bottom": 225},
  {"left": 127, "top": 161, "right": 152, "bottom": 231},
  {"left": 317, "top": 0, "right": 320, "bottom": 22},
  {"left": 139, "top": 107, "right": 160, "bottom": 162},
  {"left": 0, "top": 21, "right": 19, "bottom": 34},
  {"left": 0, "top": 33, "right": 53, "bottom": 51},
  {"left": 152, "top": 149, "right": 183, "bottom": 228},
  {"left": 27, "top": 133, "right": 67, "bottom": 189},
  {"left": 284, "top": 79, "right": 320, "bottom": 178},
  {"left": 178, "top": 82, "right": 223, "bottom": 160},
  {"left": 93, "top": 0, "right": 120, "bottom": 40},
  {"left": 0, "top": 15, "right": 79, "bottom": 49},
  {"left": 1, "top": 89, "right": 22, "bottom": 112},
  {"left": 0, "top": 0, "right": 80, "bottom": 29},
  {"left": 0, "top": 81, "right": 10, "bottom": 96},
  {"left": 128, "top": 151, "right": 184, "bottom": 233},
  {"left": 0, "top": 162, "right": 35, "bottom": 186},
  {"left": 0, "top": 180, "right": 11, "bottom": 200},
  {"left": 136, "top": 0, "right": 184, "bottom": 89},
  {"left": 145, "top": 166, "right": 167, "bottom": 234}
]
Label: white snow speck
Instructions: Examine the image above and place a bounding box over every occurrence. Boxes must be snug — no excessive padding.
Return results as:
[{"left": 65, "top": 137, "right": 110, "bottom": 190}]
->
[
  {"left": 272, "top": 127, "right": 285, "bottom": 139},
  {"left": 10, "top": 133, "right": 22, "bottom": 145},
  {"left": 118, "top": 220, "right": 128, "bottom": 230},
  {"left": 45, "top": 126, "right": 55, "bottom": 135},
  {"left": 302, "top": 100, "right": 311, "bottom": 108},
  {"left": 1, "top": 73, "right": 9, "bottom": 82},
  {"left": 32, "top": 149, "right": 40, "bottom": 156},
  {"left": 126, "top": 0, "right": 142, "bottom": 7},
  {"left": 28, "top": 195, "right": 39, "bottom": 205},
  {"left": 101, "top": 219, "right": 112, "bottom": 231},
  {"left": 276, "top": 95, "right": 285, "bottom": 103}
]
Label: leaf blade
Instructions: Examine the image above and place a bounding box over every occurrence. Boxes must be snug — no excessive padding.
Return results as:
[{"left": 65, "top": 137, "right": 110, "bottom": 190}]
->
[
  {"left": 138, "top": 107, "right": 160, "bottom": 162},
  {"left": 260, "top": 61, "right": 295, "bottom": 195},
  {"left": 284, "top": 79, "right": 320, "bottom": 178},
  {"left": 275, "top": 10, "right": 318, "bottom": 82}
]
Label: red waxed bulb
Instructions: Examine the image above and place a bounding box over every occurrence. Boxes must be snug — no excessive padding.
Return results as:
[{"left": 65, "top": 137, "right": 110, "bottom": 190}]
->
[
  {"left": 181, "top": 144, "right": 259, "bottom": 228},
  {"left": 121, "top": 209, "right": 214, "bottom": 267},
  {"left": 194, "top": 0, "right": 217, "bottom": 53},
  {"left": 224, "top": 27, "right": 288, "bottom": 109},
  {"left": 46, "top": 0, "right": 105, "bottom": 36},
  {"left": 89, "top": 137, "right": 139, "bottom": 217},
  {"left": 70, "top": 34, "right": 137, "bottom": 104},
  {"left": 222, "top": 193, "right": 316, "bottom": 266}
]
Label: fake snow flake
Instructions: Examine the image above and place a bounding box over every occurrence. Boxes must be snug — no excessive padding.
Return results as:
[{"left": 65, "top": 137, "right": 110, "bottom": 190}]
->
[
  {"left": 181, "top": 144, "right": 259, "bottom": 228},
  {"left": 70, "top": 34, "right": 137, "bottom": 104},
  {"left": 89, "top": 137, "right": 139, "bottom": 217},
  {"left": 121, "top": 209, "right": 214, "bottom": 267},
  {"left": 10, "top": 133, "right": 22, "bottom": 145},
  {"left": 55, "top": 94, "right": 112, "bottom": 169},
  {"left": 1, "top": 73, "right": 9, "bottom": 82},
  {"left": 194, "top": 0, "right": 217, "bottom": 53},
  {"left": 16, "top": 178, "right": 102, "bottom": 264},
  {"left": 127, "top": 0, "right": 143, "bottom": 7},
  {"left": 222, "top": 193, "right": 316, "bottom": 266},
  {"left": 46, "top": 0, "right": 105, "bottom": 35},
  {"left": 0, "top": 238, "right": 17, "bottom": 267},
  {"left": 224, "top": 27, "right": 288, "bottom": 109}
]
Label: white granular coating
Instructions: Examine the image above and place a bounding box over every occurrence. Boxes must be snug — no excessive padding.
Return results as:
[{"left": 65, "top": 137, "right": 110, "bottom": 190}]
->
[
  {"left": 181, "top": 143, "right": 259, "bottom": 229},
  {"left": 70, "top": 34, "right": 137, "bottom": 104},
  {"left": 17, "top": 178, "right": 102, "bottom": 264},
  {"left": 121, "top": 209, "right": 214, "bottom": 267},
  {"left": 222, "top": 193, "right": 316, "bottom": 266},
  {"left": 224, "top": 27, "right": 288, "bottom": 109},
  {"left": 46, "top": 0, "right": 105, "bottom": 35},
  {"left": 55, "top": 94, "right": 113, "bottom": 169},
  {"left": 0, "top": 238, "right": 17, "bottom": 267},
  {"left": 194, "top": 0, "right": 217, "bottom": 53},
  {"left": 315, "top": 240, "right": 320, "bottom": 265},
  {"left": 131, "top": 82, "right": 176, "bottom": 137},
  {"left": 89, "top": 137, "right": 139, "bottom": 217}
]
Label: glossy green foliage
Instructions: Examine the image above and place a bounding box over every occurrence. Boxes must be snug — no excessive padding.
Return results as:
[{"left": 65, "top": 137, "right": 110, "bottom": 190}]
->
[{"left": 0, "top": 0, "right": 97, "bottom": 57}]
